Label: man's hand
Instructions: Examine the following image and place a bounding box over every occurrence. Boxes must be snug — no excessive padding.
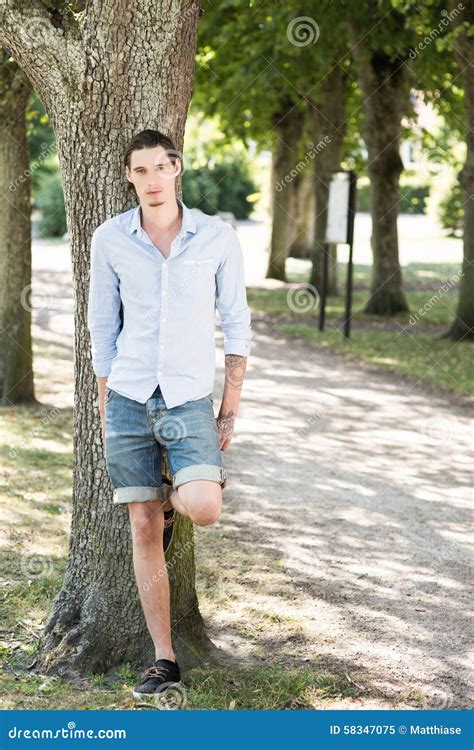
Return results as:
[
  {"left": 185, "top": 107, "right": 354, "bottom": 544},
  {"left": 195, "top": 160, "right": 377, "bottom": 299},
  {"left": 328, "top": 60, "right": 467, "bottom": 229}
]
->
[
  {"left": 97, "top": 376, "right": 108, "bottom": 445},
  {"left": 217, "top": 354, "right": 247, "bottom": 451},
  {"left": 216, "top": 409, "right": 235, "bottom": 451}
]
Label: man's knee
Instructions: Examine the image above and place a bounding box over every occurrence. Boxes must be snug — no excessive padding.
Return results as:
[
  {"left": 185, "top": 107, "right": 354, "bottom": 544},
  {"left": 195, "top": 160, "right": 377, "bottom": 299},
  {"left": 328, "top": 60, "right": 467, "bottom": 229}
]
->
[
  {"left": 192, "top": 497, "right": 222, "bottom": 526},
  {"left": 178, "top": 482, "right": 222, "bottom": 526},
  {"left": 128, "top": 500, "right": 164, "bottom": 540}
]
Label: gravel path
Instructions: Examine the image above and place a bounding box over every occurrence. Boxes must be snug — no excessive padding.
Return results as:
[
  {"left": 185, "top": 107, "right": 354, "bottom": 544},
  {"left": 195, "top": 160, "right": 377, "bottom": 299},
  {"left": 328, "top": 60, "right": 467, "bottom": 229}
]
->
[{"left": 207, "top": 317, "right": 473, "bottom": 709}]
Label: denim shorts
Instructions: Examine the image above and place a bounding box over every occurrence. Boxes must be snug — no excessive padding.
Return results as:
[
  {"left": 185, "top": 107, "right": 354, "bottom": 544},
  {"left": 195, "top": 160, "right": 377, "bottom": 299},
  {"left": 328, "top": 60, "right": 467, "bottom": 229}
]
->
[{"left": 104, "top": 384, "right": 227, "bottom": 505}]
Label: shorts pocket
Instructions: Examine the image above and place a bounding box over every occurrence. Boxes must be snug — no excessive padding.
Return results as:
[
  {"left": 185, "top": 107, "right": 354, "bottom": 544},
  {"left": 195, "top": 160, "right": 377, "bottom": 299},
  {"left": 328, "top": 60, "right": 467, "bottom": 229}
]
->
[{"left": 105, "top": 387, "right": 116, "bottom": 404}]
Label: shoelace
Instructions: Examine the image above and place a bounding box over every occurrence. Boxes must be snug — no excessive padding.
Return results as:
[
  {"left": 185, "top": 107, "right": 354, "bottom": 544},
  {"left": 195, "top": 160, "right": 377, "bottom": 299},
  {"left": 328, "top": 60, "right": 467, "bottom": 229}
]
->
[{"left": 143, "top": 666, "right": 169, "bottom": 680}]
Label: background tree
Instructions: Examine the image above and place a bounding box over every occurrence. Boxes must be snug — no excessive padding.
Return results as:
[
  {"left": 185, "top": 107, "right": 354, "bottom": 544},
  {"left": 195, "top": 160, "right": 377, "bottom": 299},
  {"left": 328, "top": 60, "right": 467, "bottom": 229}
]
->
[
  {"left": 0, "top": 52, "right": 33, "bottom": 404},
  {"left": 444, "top": 0, "right": 474, "bottom": 340},
  {"left": 0, "top": 0, "right": 209, "bottom": 675},
  {"left": 349, "top": 4, "right": 412, "bottom": 315},
  {"left": 195, "top": 2, "right": 351, "bottom": 286}
]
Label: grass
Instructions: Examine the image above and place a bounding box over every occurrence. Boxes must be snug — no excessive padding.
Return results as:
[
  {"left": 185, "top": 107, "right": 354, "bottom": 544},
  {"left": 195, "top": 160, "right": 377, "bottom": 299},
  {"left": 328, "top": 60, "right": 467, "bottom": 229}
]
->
[
  {"left": 248, "top": 262, "right": 473, "bottom": 398},
  {"left": 0, "top": 404, "right": 364, "bottom": 710},
  {"left": 1, "top": 656, "right": 359, "bottom": 710}
]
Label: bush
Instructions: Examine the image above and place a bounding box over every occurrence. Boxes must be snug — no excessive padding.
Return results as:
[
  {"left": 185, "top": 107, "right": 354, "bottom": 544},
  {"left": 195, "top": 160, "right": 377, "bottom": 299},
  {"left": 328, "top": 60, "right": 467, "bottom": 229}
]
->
[
  {"left": 357, "top": 182, "right": 430, "bottom": 214},
  {"left": 438, "top": 179, "right": 463, "bottom": 236},
  {"left": 183, "top": 160, "right": 257, "bottom": 219},
  {"left": 35, "top": 171, "right": 67, "bottom": 238}
]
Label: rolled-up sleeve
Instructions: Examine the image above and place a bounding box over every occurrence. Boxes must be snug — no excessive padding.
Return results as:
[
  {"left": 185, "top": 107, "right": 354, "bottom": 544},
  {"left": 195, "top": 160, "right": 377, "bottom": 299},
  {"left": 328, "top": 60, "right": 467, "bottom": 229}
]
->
[
  {"left": 215, "top": 226, "right": 252, "bottom": 357},
  {"left": 87, "top": 228, "right": 122, "bottom": 377}
]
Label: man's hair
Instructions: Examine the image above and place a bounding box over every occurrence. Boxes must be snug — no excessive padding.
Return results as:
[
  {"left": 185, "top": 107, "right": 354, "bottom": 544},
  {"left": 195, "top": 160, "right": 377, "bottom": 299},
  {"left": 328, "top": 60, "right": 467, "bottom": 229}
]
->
[{"left": 124, "top": 129, "right": 179, "bottom": 199}]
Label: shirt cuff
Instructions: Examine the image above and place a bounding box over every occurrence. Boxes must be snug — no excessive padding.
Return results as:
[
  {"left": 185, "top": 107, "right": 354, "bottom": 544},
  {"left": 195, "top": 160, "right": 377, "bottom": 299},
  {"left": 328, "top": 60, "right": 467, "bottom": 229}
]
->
[
  {"left": 92, "top": 362, "right": 114, "bottom": 377},
  {"left": 223, "top": 340, "right": 251, "bottom": 357}
]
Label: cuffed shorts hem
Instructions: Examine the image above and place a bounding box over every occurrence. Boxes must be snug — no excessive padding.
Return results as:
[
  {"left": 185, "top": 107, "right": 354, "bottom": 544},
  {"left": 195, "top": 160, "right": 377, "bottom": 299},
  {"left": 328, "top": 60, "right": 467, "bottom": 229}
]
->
[
  {"left": 113, "top": 486, "right": 166, "bottom": 505},
  {"left": 173, "top": 464, "right": 228, "bottom": 490}
]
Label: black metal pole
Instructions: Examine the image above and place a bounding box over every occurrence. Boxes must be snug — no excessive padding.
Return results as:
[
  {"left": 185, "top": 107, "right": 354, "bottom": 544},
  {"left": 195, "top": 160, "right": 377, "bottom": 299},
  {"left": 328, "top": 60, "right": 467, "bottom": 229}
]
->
[
  {"left": 343, "top": 242, "right": 354, "bottom": 339},
  {"left": 343, "top": 171, "right": 357, "bottom": 340},
  {"left": 319, "top": 242, "right": 329, "bottom": 332}
]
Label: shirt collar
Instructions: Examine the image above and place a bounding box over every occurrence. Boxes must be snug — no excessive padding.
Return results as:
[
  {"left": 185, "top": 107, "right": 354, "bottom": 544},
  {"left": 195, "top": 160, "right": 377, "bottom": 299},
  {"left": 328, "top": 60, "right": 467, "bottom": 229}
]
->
[{"left": 128, "top": 197, "right": 197, "bottom": 237}]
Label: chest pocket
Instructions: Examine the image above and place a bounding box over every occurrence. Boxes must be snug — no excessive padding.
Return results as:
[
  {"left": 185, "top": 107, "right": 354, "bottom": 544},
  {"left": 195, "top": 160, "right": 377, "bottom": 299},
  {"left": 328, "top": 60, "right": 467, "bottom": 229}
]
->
[{"left": 173, "top": 257, "right": 216, "bottom": 304}]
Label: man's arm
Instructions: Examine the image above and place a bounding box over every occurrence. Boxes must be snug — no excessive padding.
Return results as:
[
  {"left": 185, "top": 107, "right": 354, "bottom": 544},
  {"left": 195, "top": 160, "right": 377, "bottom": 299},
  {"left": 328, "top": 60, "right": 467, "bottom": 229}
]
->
[
  {"left": 87, "top": 228, "right": 122, "bottom": 437},
  {"left": 215, "top": 225, "right": 252, "bottom": 451}
]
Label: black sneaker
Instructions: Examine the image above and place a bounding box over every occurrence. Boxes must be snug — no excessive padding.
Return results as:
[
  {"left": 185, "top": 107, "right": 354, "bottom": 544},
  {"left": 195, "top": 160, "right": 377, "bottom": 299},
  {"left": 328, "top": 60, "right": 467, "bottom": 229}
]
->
[
  {"left": 162, "top": 477, "right": 176, "bottom": 553},
  {"left": 133, "top": 657, "right": 181, "bottom": 698}
]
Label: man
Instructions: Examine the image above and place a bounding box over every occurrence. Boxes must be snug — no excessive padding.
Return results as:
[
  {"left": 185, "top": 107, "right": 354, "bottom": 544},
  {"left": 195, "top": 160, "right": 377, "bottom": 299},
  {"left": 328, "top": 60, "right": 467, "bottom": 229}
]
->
[{"left": 87, "top": 129, "right": 251, "bottom": 698}]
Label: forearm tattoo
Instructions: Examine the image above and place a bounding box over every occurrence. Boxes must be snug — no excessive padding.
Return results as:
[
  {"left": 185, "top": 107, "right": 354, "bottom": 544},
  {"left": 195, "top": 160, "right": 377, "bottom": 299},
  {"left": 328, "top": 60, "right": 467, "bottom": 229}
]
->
[
  {"left": 217, "top": 409, "right": 235, "bottom": 436},
  {"left": 224, "top": 354, "right": 247, "bottom": 390}
]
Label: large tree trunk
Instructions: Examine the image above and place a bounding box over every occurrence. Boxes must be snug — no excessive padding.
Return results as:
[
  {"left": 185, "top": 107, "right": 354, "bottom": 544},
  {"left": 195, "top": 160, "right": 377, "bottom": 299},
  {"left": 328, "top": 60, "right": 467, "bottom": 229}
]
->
[
  {"left": 307, "top": 67, "right": 346, "bottom": 298},
  {"left": 445, "top": 1, "right": 474, "bottom": 341},
  {"left": 351, "top": 34, "right": 409, "bottom": 316},
  {"left": 0, "top": 1, "right": 210, "bottom": 675},
  {"left": 0, "top": 54, "right": 34, "bottom": 404},
  {"left": 265, "top": 101, "right": 305, "bottom": 281},
  {"left": 288, "top": 167, "right": 315, "bottom": 260}
]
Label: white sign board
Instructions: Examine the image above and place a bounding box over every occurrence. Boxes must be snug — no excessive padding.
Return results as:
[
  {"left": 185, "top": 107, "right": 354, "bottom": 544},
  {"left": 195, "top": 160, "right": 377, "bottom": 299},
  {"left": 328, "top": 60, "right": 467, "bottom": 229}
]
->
[{"left": 325, "top": 172, "right": 351, "bottom": 244}]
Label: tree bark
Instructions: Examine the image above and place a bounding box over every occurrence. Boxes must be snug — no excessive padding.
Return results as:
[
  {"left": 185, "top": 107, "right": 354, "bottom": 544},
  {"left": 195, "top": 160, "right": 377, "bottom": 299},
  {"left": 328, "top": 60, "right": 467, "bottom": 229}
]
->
[
  {"left": 288, "top": 168, "right": 315, "bottom": 260},
  {"left": 0, "top": 54, "right": 34, "bottom": 404},
  {"left": 445, "top": 1, "right": 474, "bottom": 341},
  {"left": 351, "top": 32, "right": 409, "bottom": 316},
  {"left": 265, "top": 101, "right": 305, "bottom": 281},
  {"left": 0, "top": 0, "right": 211, "bottom": 675},
  {"left": 307, "top": 67, "right": 346, "bottom": 298}
]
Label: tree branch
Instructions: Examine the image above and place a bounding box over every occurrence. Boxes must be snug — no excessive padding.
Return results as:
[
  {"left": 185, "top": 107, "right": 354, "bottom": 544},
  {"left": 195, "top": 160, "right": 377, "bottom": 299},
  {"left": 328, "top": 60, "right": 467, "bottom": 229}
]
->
[{"left": 0, "top": 0, "right": 83, "bottom": 107}]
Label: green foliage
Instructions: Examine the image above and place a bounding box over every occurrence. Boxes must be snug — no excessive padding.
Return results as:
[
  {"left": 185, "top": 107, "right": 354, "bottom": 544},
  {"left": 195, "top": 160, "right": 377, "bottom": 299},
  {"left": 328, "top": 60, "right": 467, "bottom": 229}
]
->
[
  {"left": 183, "top": 160, "right": 257, "bottom": 218},
  {"left": 194, "top": 1, "right": 351, "bottom": 147},
  {"left": 438, "top": 179, "right": 464, "bottom": 235},
  {"left": 183, "top": 112, "right": 258, "bottom": 217},
  {"left": 357, "top": 182, "right": 430, "bottom": 214},
  {"left": 35, "top": 171, "right": 67, "bottom": 238}
]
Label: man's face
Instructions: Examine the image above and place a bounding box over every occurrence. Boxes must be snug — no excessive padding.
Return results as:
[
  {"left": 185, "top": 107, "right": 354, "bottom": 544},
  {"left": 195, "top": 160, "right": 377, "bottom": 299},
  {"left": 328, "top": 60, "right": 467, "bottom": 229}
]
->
[{"left": 126, "top": 145, "right": 181, "bottom": 207}]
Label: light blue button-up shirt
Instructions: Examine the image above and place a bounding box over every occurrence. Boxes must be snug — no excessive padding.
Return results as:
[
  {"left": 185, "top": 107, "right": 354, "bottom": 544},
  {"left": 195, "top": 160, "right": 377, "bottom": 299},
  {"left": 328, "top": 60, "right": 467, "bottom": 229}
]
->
[{"left": 87, "top": 198, "right": 252, "bottom": 408}]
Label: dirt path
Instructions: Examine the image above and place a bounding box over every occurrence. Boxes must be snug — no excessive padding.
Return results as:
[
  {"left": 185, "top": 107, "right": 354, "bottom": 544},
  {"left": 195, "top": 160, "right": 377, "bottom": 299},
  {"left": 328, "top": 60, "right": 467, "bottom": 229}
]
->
[{"left": 202, "top": 318, "right": 473, "bottom": 709}]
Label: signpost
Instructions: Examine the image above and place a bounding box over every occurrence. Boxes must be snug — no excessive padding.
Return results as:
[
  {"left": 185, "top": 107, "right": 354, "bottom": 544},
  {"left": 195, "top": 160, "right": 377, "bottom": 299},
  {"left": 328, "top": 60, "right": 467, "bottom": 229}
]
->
[{"left": 318, "top": 170, "right": 357, "bottom": 339}]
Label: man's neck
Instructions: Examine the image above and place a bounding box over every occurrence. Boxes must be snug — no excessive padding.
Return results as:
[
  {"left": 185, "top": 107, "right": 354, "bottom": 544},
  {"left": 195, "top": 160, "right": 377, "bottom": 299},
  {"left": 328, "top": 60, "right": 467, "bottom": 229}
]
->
[{"left": 140, "top": 197, "right": 182, "bottom": 236}]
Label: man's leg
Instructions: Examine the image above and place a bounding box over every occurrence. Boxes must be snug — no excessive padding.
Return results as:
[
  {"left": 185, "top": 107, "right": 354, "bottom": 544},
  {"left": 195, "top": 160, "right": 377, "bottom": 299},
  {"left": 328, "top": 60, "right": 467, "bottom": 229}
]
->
[
  {"left": 165, "top": 479, "right": 222, "bottom": 526},
  {"left": 127, "top": 499, "right": 176, "bottom": 662}
]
